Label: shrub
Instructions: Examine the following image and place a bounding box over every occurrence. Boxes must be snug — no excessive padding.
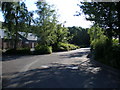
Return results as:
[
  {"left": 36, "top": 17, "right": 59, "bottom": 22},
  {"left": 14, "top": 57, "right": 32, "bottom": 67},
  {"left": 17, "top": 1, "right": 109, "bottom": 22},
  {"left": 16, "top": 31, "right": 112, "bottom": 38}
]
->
[
  {"left": 67, "top": 43, "right": 79, "bottom": 50},
  {"left": 3, "top": 49, "right": 15, "bottom": 55},
  {"left": 112, "top": 38, "right": 119, "bottom": 45},
  {"left": 89, "top": 25, "right": 120, "bottom": 69},
  {"left": 17, "top": 48, "right": 31, "bottom": 55},
  {"left": 91, "top": 36, "right": 120, "bottom": 69},
  {"left": 110, "top": 44, "right": 120, "bottom": 68},
  {"left": 52, "top": 43, "right": 68, "bottom": 52},
  {"left": 34, "top": 44, "right": 52, "bottom": 55},
  {"left": 4, "top": 47, "right": 31, "bottom": 55},
  {"left": 52, "top": 42, "right": 79, "bottom": 52},
  {"left": 91, "top": 35, "right": 109, "bottom": 59},
  {"left": 59, "top": 43, "right": 69, "bottom": 51}
]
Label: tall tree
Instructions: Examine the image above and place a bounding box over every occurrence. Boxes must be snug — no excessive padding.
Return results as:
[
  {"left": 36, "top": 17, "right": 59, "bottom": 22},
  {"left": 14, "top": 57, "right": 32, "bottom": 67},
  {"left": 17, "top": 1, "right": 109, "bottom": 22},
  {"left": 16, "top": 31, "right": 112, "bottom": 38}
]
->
[
  {"left": 35, "top": 1, "right": 58, "bottom": 46},
  {"left": 2, "top": 2, "right": 32, "bottom": 50},
  {"left": 78, "top": 2, "right": 120, "bottom": 44},
  {"left": 54, "top": 24, "right": 69, "bottom": 46},
  {"left": 68, "top": 26, "right": 90, "bottom": 47},
  {"left": 116, "top": 2, "right": 120, "bottom": 43}
]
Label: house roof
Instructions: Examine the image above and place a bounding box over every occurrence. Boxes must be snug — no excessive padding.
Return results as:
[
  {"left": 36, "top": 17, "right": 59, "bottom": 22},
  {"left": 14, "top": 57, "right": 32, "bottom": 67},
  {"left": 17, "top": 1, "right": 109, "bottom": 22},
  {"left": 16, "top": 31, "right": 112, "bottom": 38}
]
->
[
  {"left": 18, "top": 32, "right": 37, "bottom": 41},
  {"left": 0, "top": 29, "right": 38, "bottom": 41}
]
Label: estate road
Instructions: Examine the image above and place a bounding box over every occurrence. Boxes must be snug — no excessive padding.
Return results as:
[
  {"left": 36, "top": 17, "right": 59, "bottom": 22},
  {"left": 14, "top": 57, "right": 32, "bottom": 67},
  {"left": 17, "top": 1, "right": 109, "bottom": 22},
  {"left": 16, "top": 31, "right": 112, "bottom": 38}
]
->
[{"left": 2, "top": 48, "right": 120, "bottom": 88}]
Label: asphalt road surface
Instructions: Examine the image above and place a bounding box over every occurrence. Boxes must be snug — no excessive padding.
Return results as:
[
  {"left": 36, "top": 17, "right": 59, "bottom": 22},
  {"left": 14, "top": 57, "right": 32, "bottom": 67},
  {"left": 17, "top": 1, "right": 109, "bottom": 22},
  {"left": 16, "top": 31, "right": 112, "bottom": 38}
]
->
[{"left": 2, "top": 48, "right": 120, "bottom": 88}]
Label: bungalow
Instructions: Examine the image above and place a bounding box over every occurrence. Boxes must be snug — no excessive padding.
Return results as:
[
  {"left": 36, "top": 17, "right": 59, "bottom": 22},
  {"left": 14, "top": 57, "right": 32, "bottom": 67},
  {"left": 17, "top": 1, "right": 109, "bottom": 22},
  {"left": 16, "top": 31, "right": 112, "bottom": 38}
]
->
[{"left": 0, "top": 29, "right": 38, "bottom": 50}]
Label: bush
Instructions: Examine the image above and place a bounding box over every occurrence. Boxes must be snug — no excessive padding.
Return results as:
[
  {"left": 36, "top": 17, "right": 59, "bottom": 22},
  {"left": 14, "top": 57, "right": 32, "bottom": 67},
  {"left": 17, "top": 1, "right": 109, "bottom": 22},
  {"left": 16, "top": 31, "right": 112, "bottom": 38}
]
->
[
  {"left": 67, "top": 43, "right": 80, "bottom": 50},
  {"left": 52, "top": 42, "right": 79, "bottom": 52},
  {"left": 17, "top": 48, "right": 31, "bottom": 55},
  {"left": 91, "top": 36, "right": 120, "bottom": 69},
  {"left": 89, "top": 25, "right": 120, "bottom": 69},
  {"left": 4, "top": 47, "right": 31, "bottom": 55},
  {"left": 91, "top": 35, "right": 109, "bottom": 60},
  {"left": 52, "top": 43, "right": 68, "bottom": 52},
  {"left": 112, "top": 38, "right": 119, "bottom": 45},
  {"left": 3, "top": 49, "right": 15, "bottom": 55},
  {"left": 110, "top": 44, "right": 120, "bottom": 68},
  {"left": 34, "top": 44, "right": 52, "bottom": 55}
]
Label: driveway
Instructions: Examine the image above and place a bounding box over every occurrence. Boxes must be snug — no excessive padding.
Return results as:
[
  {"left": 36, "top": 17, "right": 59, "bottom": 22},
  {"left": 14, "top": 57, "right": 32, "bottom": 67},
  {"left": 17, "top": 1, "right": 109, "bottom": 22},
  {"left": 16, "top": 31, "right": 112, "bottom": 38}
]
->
[{"left": 2, "top": 48, "right": 120, "bottom": 88}]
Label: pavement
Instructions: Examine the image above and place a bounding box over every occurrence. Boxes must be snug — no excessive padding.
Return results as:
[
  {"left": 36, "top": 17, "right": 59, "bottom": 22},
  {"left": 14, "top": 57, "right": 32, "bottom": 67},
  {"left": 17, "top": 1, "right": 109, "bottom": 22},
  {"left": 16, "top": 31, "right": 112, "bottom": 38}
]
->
[{"left": 2, "top": 48, "right": 120, "bottom": 88}]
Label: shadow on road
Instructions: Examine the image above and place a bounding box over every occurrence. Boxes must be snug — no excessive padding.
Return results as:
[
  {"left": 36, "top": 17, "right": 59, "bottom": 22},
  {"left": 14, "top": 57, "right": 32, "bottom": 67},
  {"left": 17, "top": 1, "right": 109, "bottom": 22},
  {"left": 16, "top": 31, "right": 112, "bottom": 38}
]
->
[
  {"left": 2, "top": 55, "right": 34, "bottom": 62},
  {"left": 3, "top": 60, "right": 120, "bottom": 88},
  {"left": 60, "top": 51, "right": 89, "bottom": 59},
  {"left": 2, "top": 48, "right": 120, "bottom": 88},
  {"left": 2, "top": 55, "right": 23, "bottom": 61},
  {"left": 59, "top": 48, "right": 90, "bottom": 59}
]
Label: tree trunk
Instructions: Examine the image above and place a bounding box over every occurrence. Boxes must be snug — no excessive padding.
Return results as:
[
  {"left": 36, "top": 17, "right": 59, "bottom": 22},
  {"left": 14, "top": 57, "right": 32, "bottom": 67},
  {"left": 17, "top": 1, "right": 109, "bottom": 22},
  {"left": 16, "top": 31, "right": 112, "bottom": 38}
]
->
[
  {"left": 14, "top": 31, "right": 18, "bottom": 50},
  {"left": 107, "top": 24, "right": 113, "bottom": 46},
  {"left": 14, "top": 18, "right": 18, "bottom": 50},
  {"left": 107, "top": 5, "right": 113, "bottom": 46}
]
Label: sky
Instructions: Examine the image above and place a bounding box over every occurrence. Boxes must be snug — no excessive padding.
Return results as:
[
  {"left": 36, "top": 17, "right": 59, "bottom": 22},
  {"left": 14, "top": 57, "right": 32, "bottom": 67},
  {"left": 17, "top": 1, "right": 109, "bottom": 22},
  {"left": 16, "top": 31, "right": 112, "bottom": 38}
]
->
[{"left": 0, "top": 0, "right": 93, "bottom": 28}]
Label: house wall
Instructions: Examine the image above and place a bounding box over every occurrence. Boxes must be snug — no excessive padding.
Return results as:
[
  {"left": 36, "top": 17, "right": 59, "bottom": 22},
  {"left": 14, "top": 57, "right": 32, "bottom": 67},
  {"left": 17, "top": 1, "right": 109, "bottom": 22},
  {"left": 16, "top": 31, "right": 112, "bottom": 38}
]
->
[
  {"left": 2, "top": 39, "right": 14, "bottom": 49},
  {"left": 2, "top": 39, "right": 37, "bottom": 49},
  {"left": 0, "top": 29, "right": 38, "bottom": 49}
]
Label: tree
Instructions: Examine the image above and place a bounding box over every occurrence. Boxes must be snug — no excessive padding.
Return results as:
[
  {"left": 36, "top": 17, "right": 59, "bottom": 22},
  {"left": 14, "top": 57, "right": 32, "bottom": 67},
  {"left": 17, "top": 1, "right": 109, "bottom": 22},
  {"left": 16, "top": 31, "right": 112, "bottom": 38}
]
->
[
  {"left": 53, "top": 24, "right": 69, "bottom": 46},
  {"left": 68, "top": 26, "right": 90, "bottom": 47},
  {"left": 2, "top": 2, "right": 33, "bottom": 50},
  {"left": 116, "top": 2, "right": 120, "bottom": 43},
  {"left": 34, "top": 1, "right": 58, "bottom": 46},
  {"left": 78, "top": 2, "right": 120, "bottom": 44},
  {"left": 77, "top": 1, "right": 120, "bottom": 69},
  {"left": 88, "top": 25, "right": 104, "bottom": 42}
]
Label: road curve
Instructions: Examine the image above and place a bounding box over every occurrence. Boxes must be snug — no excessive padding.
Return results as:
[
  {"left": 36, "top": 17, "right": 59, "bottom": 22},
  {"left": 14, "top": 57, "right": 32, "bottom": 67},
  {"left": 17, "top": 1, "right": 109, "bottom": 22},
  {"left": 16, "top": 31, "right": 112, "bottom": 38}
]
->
[{"left": 2, "top": 48, "right": 120, "bottom": 88}]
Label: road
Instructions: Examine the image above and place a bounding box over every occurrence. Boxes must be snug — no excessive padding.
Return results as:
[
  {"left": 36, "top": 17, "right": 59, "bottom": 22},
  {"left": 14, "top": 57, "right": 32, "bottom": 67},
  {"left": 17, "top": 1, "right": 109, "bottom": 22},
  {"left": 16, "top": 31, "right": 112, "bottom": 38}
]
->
[{"left": 2, "top": 48, "right": 120, "bottom": 88}]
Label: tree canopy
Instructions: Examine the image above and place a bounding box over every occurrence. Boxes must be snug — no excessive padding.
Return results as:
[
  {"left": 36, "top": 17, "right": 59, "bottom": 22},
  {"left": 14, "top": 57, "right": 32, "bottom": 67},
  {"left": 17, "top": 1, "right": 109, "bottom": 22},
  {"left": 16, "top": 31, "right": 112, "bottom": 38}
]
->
[
  {"left": 2, "top": 2, "right": 33, "bottom": 49},
  {"left": 78, "top": 2, "right": 120, "bottom": 43},
  {"left": 68, "top": 26, "right": 90, "bottom": 47}
]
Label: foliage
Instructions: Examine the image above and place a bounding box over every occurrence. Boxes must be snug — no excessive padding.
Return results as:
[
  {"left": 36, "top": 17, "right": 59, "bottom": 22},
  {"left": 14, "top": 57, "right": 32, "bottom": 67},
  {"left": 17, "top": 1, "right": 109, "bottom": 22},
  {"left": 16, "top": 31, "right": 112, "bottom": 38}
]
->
[
  {"left": 3, "top": 47, "right": 31, "bottom": 55},
  {"left": 2, "top": 2, "right": 33, "bottom": 49},
  {"left": 110, "top": 44, "right": 120, "bottom": 68},
  {"left": 52, "top": 42, "right": 79, "bottom": 52},
  {"left": 79, "top": 2, "right": 120, "bottom": 68},
  {"left": 67, "top": 43, "right": 80, "bottom": 50},
  {"left": 68, "top": 26, "right": 90, "bottom": 47},
  {"left": 53, "top": 24, "right": 70, "bottom": 45},
  {"left": 91, "top": 35, "right": 109, "bottom": 60},
  {"left": 34, "top": 44, "right": 52, "bottom": 54},
  {"left": 88, "top": 25, "right": 104, "bottom": 42},
  {"left": 112, "top": 38, "right": 119, "bottom": 45},
  {"left": 34, "top": 1, "right": 71, "bottom": 47},
  {"left": 88, "top": 25, "right": 120, "bottom": 69},
  {"left": 78, "top": 2, "right": 120, "bottom": 43},
  {"left": 88, "top": 25, "right": 109, "bottom": 58},
  {"left": 52, "top": 42, "right": 68, "bottom": 52},
  {"left": 2, "top": 1, "right": 80, "bottom": 56},
  {"left": 34, "top": 1, "right": 57, "bottom": 46},
  {"left": 93, "top": 40, "right": 120, "bottom": 69}
]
